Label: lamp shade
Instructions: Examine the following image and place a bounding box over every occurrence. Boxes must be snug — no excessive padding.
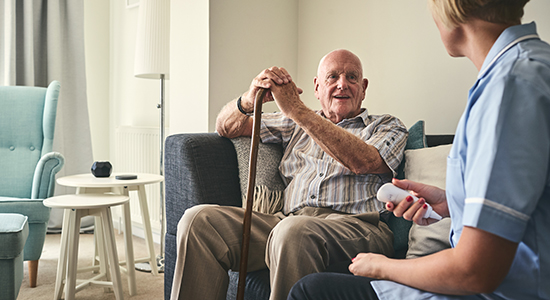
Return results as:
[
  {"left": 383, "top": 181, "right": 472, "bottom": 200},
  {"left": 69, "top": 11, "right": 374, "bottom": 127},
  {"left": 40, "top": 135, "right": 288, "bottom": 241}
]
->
[{"left": 134, "top": 0, "right": 170, "bottom": 79}]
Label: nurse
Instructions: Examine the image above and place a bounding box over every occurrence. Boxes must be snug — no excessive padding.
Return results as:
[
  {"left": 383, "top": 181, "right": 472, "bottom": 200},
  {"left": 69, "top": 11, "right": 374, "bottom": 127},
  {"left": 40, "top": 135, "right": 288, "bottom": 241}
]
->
[{"left": 287, "top": 0, "right": 550, "bottom": 299}]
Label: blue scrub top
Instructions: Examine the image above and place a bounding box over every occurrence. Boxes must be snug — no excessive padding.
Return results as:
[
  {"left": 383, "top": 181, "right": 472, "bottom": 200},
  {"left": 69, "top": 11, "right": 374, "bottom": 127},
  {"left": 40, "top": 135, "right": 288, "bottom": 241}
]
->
[{"left": 373, "top": 22, "right": 550, "bottom": 300}]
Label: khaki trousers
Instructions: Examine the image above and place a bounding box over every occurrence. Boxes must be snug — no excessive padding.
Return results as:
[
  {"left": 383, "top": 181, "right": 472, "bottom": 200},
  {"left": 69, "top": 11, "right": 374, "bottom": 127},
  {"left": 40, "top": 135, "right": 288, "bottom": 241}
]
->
[{"left": 170, "top": 205, "right": 393, "bottom": 300}]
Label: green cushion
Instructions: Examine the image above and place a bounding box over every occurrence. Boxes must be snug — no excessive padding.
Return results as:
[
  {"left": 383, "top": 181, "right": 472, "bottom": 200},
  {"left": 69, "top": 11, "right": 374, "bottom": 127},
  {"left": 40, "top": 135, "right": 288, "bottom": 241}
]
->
[
  {"left": 388, "top": 120, "right": 426, "bottom": 258},
  {"left": 396, "top": 120, "right": 427, "bottom": 180}
]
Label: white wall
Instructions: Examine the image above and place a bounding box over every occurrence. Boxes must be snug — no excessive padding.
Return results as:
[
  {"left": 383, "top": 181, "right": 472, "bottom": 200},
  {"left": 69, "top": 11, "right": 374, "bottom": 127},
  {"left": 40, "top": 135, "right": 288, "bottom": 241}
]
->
[
  {"left": 85, "top": 0, "right": 550, "bottom": 160},
  {"left": 167, "top": 0, "right": 550, "bottom": 136},
  {"left": 208, "top": 0, "right": 299, "bottom": 131},
  {"left": 83, "top": 0, "right": 110, "bottom": 161}
]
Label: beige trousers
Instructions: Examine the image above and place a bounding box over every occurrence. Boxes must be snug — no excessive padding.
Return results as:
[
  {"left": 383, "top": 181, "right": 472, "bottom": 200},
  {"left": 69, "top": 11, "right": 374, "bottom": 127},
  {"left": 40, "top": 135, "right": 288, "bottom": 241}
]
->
[{"left": 170, "top": 205, "right": 393, "bottom": 300}]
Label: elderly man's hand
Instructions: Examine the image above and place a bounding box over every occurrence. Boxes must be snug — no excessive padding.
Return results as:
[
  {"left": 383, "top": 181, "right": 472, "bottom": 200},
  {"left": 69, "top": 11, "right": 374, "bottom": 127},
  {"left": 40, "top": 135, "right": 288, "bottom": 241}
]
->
[
  {"left": 269, "top": 80, "right": 306, "bottom": 118},
  {"left": 241, "top": 66, "right": 303, "bottom": 113}
]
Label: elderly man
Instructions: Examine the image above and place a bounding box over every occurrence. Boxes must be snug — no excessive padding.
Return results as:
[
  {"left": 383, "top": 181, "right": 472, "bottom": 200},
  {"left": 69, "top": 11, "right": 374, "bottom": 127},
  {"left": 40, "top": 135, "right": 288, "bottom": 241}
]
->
[{"left": 170, "top": 49, "right": 408, "bottom": 300}]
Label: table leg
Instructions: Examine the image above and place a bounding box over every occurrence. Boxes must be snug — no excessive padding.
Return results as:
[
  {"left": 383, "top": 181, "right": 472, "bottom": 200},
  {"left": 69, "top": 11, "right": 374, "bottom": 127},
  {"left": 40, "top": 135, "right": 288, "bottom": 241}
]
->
[
  {"left": 53, "top": 209, "right": 72, "bottom": 300},
  {"left": 94, "top": 215, "right": 111, "bottom": 292},
  {"left": 101, "top": 207, "right": 124, "bottom": 300},
  {"left": 121, "top": 187, "right": 137, "bottom": 296},
  {"left": 65, "top": 209, "right": 83, "bottom": 300},
  {"left": 137, "top": 184, "right": 159, "bottom": 275}
]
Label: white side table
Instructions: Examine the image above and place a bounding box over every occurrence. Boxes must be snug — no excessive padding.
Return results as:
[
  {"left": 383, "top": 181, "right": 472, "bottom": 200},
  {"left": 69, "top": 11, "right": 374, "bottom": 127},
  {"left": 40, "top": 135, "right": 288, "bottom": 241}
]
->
[
  {"left": 44, "top": 194, "right": 129, "bottom": 300},
  {"left": 57, "top": 173, "right": 164, "bottom": 296}
]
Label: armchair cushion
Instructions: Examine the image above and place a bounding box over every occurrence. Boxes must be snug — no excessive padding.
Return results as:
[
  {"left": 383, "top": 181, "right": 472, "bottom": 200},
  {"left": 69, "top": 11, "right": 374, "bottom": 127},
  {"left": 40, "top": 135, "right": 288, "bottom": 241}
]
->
[
  {"left": 0, "top": 213, "right": 28, "bottom": 300},
  {"left": 0, "top": 198, "right": 50, "bottom": 260},
  {"left": 0, "top": 214, "right": 29, "bottom": 259}
]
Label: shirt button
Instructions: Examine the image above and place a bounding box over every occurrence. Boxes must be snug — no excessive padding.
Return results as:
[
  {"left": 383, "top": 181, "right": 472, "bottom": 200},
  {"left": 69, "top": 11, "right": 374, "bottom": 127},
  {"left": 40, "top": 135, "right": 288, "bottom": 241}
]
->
[
  {"left": 386, "top": 141, "right": 390, "bottom": 146},
  {"left": 319, "top": 173, "right": 324, "bottom": 177},
  {"left": 9, "top": 146, "right": 15, "bottom": 151},
  {"left": 30, "top": 146, "right": 35, "bottom": 151},
  {"left": 310, "top": 195, "right": 316, "bottom": 199}
]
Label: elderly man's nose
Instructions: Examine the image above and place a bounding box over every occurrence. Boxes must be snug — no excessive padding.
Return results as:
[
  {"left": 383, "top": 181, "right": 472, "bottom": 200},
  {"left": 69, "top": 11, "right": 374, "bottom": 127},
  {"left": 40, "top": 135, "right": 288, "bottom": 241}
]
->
[{"left": 337, "top": 76, "right": 348, "bottom": 89}]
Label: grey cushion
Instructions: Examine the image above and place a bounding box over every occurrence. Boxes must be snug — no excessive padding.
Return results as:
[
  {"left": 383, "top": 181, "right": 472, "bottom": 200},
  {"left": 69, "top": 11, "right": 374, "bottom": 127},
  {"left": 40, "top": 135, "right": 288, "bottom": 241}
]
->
[
  {"left": 230, "top": 137, "right": 286, "bottom": 214},
  {"left": 407, "top": 218, "right": 452, "bottom": 258}
]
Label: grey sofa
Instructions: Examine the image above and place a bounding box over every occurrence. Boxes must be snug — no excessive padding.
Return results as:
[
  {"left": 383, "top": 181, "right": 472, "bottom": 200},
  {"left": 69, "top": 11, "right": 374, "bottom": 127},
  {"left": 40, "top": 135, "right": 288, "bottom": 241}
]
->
[{"left": 164, "top": 121, "right": 454, "bottom": 300}]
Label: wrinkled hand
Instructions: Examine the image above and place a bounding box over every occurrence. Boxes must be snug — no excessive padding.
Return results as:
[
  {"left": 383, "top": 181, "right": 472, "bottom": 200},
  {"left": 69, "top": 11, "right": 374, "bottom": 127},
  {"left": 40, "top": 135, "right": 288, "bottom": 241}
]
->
[
  {"left": 268, "top": 80, "right": 306, "bottom": 117},
  {"left": 349, "top": 253, "right": 388, "bottom": 279},
  {"left": 241, "top": 66, "right": 303, "bottom": 111},
  {"left": 385, "top": 178, "right": 449, "bottom": 225}
]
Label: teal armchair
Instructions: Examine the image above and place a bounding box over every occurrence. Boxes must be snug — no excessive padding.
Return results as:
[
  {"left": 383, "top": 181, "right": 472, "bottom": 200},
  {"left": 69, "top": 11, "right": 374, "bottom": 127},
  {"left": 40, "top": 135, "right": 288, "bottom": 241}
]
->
[{"left": 0, "top": 81, "right": 65, "bottom": 287}]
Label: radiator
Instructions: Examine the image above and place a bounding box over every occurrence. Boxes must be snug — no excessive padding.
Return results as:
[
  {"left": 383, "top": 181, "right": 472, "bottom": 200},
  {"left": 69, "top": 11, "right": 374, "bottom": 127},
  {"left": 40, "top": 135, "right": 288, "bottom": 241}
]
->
[{"left": 113, "top": 126, "right": 164, "bottom": 243}]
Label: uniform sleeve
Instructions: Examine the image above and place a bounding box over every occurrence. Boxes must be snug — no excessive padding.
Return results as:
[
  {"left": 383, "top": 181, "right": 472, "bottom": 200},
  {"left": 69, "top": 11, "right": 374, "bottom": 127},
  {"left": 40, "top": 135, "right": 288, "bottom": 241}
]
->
[{"left": 462, "top": 74, "right": 550, "bottom": 243}]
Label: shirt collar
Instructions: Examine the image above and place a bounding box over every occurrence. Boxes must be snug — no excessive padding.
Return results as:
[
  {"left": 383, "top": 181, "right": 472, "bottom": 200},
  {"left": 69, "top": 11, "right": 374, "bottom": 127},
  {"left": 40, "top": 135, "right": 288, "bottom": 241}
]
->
[
  {"left": 318, "top": 108, "right": 369, "bottom": 125},
  {"left": 478, "top": 22, "right": 540, "bottom": 79}
]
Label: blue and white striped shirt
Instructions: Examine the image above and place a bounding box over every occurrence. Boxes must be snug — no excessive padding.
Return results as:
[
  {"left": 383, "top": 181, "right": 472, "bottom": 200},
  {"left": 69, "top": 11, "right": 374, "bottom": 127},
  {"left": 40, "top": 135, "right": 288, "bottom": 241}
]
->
[{"left": 260, "top": 109, "right": 407, "bottom": 215}]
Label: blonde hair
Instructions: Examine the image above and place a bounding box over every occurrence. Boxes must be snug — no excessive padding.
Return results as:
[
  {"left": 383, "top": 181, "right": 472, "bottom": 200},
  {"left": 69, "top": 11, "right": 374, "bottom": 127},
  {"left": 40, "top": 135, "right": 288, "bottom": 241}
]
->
[{"left": 428, "top": 0, "right": 530, "bottom": 29}]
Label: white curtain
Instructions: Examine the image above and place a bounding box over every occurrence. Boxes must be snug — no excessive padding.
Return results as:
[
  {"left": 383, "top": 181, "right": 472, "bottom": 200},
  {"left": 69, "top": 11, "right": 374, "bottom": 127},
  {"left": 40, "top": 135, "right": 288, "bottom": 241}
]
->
[{"left": 0, "top": 0, "right": 93, "bottom": 230}]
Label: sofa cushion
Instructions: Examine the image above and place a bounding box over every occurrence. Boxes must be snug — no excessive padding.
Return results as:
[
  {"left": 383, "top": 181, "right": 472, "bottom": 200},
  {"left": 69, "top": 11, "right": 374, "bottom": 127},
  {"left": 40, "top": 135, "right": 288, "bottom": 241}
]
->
[
  {"left": 403, "top": 144, "right": 453, "bottom": 258},
  {"left": 231, "top": 137, "right": 286, "bottom": 214},
  {"left": 404, "top": 144, "right": 451, "bottom": 190}
]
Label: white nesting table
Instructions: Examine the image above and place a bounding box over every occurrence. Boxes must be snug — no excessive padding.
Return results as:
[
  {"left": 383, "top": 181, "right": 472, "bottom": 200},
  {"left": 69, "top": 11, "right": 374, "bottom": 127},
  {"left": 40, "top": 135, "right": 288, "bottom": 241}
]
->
[
  {"left": 45, "top": 194, "right": 129, "bottom": 300},
  {"left": 57, "top": 173, "right": 164, "bottom": 296}
]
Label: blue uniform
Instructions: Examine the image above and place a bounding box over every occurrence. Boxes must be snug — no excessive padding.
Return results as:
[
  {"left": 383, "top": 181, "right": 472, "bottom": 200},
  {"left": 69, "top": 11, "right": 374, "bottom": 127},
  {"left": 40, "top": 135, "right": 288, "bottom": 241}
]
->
[{"left": 372, "top": 22, "right": 550, "bottom": 300}]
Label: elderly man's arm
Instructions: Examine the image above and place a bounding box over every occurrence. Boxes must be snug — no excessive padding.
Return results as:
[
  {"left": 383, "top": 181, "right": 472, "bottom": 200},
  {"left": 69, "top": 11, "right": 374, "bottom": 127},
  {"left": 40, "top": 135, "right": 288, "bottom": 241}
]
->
[
  {"left": 302, "top": 111, "right": 391, "bottom": 174},
  {"left": 270, "top": 82, "right": 397, "bottom": 175},
  {"left": 215, "top": 98, "right": 254, "bottom": 138}
]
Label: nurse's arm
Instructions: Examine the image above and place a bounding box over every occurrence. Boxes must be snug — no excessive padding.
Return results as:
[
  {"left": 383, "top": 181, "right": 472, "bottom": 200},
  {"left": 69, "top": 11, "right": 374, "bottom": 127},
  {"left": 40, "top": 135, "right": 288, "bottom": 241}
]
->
[{"left": 350, "top": 226, "right": 518, "bottom": 295}]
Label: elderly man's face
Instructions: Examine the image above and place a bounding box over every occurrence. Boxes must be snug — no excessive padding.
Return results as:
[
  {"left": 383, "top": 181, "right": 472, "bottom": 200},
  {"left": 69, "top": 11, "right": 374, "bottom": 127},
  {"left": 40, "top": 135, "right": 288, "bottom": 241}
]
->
[{"left": 314, "top": 50, "right": 368, "bottom": 123}]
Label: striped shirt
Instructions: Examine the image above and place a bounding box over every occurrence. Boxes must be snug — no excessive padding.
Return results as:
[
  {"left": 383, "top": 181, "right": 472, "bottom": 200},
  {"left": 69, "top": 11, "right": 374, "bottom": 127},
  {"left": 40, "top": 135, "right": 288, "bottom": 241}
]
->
[{"left": 260, "top": 109, "right": 408, "bottom": 215}]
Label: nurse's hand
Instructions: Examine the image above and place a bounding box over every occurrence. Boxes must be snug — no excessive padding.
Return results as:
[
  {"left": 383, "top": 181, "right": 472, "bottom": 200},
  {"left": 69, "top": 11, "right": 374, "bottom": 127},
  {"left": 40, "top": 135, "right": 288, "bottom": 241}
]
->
[{"left": 385, "top": 178, "right": 450, "bottom": 225}]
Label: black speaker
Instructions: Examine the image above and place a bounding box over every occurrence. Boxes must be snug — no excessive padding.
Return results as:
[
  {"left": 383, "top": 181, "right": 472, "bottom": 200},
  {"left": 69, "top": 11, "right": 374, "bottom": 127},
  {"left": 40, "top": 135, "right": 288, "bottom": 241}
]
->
[{"left": 91, "top": 161, "right": 112, "bottom": 178}]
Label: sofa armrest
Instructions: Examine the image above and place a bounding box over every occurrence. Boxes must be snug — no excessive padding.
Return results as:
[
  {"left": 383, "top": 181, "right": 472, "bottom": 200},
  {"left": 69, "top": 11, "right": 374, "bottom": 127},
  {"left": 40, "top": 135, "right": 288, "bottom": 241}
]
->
[
  {"left": 164, "top": 133, "right": 244, "bottom": 300},
  {"left": 164, "top": 133, "right": 243, "bottom": 237},
  {"left": 426, "top": 135, "right": 454, "bottom": 147},
  {"left": 31, "top": 152, "right": 64, "bottom": 199}
]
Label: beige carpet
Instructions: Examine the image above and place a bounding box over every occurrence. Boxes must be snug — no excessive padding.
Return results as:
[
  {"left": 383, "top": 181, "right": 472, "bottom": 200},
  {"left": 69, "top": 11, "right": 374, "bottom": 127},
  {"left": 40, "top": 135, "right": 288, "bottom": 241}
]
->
[{"left": 18, "top": 231, "right": 164, "bottom": 300}]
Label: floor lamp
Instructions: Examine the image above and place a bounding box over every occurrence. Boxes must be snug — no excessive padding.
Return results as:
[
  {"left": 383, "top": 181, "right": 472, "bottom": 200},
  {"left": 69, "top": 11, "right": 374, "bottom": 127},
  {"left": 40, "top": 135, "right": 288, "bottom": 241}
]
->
[{"left": 133, "top": 0, "right": 170, "bottom": 273}]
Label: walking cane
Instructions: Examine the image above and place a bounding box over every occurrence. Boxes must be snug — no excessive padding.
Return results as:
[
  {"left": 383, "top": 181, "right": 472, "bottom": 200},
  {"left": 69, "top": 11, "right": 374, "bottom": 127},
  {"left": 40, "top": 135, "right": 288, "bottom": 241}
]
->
[{"left": 237, "top": 88, "right": 268, "bottom": 300}]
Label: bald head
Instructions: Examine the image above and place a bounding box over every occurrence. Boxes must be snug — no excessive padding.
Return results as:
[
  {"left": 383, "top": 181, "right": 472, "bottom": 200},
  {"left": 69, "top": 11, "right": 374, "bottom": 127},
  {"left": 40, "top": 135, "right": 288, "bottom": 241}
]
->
[{"left": 317, "top": 49, "right": 363, "bottom": 78}]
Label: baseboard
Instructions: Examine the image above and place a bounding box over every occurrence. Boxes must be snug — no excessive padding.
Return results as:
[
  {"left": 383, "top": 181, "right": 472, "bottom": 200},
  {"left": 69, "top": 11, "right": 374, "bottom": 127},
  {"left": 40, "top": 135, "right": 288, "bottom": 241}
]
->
[{"left": 112, "top": 217, "right": 162, "bottom": 245}]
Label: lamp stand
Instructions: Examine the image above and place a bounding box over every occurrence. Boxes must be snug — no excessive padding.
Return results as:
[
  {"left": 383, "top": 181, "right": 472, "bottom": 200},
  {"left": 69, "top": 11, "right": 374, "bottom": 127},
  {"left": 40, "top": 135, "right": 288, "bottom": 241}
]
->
[{"left": 136, "top": 74, "right": 166, "bottom": 273}]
